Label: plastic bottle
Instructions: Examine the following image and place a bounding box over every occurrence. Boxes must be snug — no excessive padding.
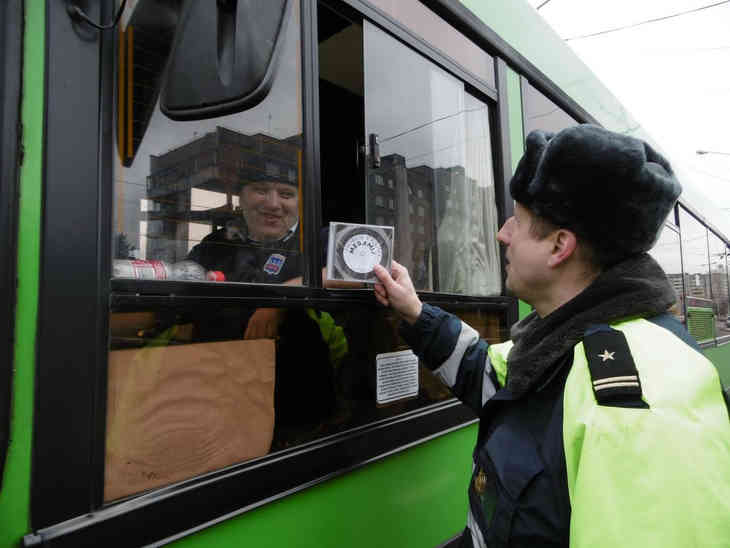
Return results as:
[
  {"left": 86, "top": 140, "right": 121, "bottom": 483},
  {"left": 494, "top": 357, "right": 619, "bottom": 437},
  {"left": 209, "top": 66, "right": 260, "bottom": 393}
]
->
[
  {"left": 113, "top": 259, "right": 225, "bottom": 282},
  {"left": 113, "top": 259, "right": 173, "bottom": 280}
]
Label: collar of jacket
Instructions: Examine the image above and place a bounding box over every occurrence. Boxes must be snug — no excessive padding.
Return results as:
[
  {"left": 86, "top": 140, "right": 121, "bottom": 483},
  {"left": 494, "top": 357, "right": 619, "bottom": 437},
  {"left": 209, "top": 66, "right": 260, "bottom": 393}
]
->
[{"left": 505, "top": 253, "right": 676, "bottom": 397}]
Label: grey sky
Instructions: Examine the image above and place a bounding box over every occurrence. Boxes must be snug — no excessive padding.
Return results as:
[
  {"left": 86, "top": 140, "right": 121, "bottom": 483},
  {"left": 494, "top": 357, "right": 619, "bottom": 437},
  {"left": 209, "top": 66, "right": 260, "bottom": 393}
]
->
[{"left": 527, "top": 0, "right": 730, "bottom": 234}]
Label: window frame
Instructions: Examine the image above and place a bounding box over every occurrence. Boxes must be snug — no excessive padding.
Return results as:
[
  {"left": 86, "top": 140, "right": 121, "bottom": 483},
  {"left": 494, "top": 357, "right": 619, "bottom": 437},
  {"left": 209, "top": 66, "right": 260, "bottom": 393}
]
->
[
  {"left": 677, "top": 203, "right": 722, "bottom": 348},
  {"left": 0, "top": 0, "right": 22, "bottom": 494},
  {"left": 32, "top": 0, "right": 515, "bottom": 543},
  {"left": 519, "top": 76, "right": 581, "bottom": 139}
]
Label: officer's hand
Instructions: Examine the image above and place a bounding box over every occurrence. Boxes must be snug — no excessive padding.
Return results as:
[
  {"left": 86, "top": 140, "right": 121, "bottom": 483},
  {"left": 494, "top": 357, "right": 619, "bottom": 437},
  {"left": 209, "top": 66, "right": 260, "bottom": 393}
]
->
[
  {"left": 373, "top": 261, "right": 422, "bottom": 325},
  {"left": 244, "top": 308, "right": 283, "bottom": 340}
]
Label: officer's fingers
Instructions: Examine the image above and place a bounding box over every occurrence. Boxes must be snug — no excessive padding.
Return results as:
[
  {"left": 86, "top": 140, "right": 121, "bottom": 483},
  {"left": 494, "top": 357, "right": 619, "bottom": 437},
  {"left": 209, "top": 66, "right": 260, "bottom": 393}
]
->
[
  {"left": 391, "top": 260, "right": 410, "bottom": 278},
  {"left": 374, "top": 264, "right": 399, "bottom": 292},
  {"left": 390, "top": 261, "right": 412, "bottom": 284},
  {"left": 374, "top": 289, "right": 390, "bottom": 307},
  {"left": 374, "top": 283, "right": 389, "bottom": 302}
]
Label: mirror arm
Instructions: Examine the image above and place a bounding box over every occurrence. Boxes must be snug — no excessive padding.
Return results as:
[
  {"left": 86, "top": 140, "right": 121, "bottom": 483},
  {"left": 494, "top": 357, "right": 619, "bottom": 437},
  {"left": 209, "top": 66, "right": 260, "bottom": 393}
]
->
[{"left": 67, "top": 0, "right": 128, "bottom": 31}]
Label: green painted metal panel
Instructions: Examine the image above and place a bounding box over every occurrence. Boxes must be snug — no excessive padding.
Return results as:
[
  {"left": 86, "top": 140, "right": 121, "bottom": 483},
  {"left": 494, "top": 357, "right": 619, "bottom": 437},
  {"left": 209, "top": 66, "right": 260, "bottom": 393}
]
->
[
  {"left": 175, "top": 424, "right": 477, "bottom": 547},
  {"left": 703, "top": 344, "right": 730, "bottom": 389},
  {"left": 687, "top": 306, "right": 715, "bottom": 343},
  {"left": 506, "top": 68, "right": 523, "bottom": 175},
  {"left": 504, "top": 65, "right": 531, "bottom": 322},
  {"left": 0, "top": 0, "right": 44, "bottom": 544}
]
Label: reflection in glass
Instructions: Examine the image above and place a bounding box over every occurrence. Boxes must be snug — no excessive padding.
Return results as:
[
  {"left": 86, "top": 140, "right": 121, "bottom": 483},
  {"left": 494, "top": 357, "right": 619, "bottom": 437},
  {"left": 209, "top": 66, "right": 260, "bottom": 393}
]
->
[
  {"left": 106, "top": 303, "right": 502, "bottom": 500},
  {"left": 708, "top": 232, "right": 730, "bottom": 337},
  {"left": 113, "top": 0, "right": 304, "bottom": 285},
  {"left": 366, "top": 0, "right": 495, "bottom": 87},
  {"left": 648, "top": 224, "right": 683, "bottom": 321},
  {"left": 680, "top": 208, "right": 713, "bottom": 342},
  {"left": 521, "top": 79, "right": 578, "bottom": 136},
  {"left": 364, "top": 22, "right": 500, "bottom": 295}
]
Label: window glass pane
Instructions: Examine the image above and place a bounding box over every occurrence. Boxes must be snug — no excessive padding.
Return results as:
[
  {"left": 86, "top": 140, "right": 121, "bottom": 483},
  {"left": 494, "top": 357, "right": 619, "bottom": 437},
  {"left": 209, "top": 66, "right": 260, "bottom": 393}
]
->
[
  {"left": 648, "top": 223, "right": 683, "bottom": 322},
  {"left": 521, "top": 79, "right": 578, "bottom": 136},
  {"left": 366, "top": 0, "right": 495, "bottom": 87},
  {"left": 113, "top": 1, "right": 305, "bottom": 286},
  {"left": 106, "top": 302, "right": 502, "bottom": 500},
  {"left": 708, "top": 232, "right": 729, "bottom": 337},
  {"left": 364, "top": 22, "right": 500, "bottom": 295},
  {"left": 680, "top": 208, "right": 713, "bottom": 342}
]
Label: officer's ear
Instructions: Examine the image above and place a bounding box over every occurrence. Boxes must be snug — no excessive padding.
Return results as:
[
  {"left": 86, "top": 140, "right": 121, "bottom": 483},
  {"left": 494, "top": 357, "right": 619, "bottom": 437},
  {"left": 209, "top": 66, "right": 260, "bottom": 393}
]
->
[{"left": 547, "top": 229, "right": 578, "bottom": 268}]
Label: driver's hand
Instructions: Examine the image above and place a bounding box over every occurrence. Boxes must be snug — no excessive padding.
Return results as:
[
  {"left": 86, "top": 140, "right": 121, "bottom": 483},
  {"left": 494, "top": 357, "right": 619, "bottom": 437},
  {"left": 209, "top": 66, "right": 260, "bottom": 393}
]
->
[
  {"left": 373, "top": 261, "right": 423, "bottom": 325},
  {"left": 244, "top": 308, "right": 283, "bottom": 340}
]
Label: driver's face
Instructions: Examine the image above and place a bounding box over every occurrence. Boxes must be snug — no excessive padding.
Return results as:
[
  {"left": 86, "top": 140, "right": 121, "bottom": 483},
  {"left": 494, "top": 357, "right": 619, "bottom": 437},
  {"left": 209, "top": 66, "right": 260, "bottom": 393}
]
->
[{"left": 240, "top": 181, "right": 299, "bottom": 242}]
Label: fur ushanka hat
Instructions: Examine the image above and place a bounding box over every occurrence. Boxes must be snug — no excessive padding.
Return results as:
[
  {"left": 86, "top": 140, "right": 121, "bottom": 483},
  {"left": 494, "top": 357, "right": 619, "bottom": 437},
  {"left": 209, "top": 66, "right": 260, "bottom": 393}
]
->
[{"left": 510, "top": 124, "right": 681, "bottom": 265}]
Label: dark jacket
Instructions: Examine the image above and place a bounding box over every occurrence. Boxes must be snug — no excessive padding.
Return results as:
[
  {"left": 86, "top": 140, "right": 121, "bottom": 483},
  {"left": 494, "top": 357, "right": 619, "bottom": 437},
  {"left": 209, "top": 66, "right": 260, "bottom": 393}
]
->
[
  {"left": 188, "top": 225, "right": 302, "bottom": 284},
  {"left": 400, "top": 254, "right": 730, "bottom": 548}
]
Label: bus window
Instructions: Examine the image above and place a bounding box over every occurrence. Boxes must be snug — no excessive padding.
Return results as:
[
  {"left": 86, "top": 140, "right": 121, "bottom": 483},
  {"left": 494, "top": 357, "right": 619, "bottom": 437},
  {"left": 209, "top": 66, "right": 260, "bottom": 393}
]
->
[
  {"left": 366, "top": 0, "right": 495, "bottom": 87},
  {"left": 680, "top": 207, "right": 712, "bottom": 343},
  {"left": 318, "top": 3, "right": 501, "bottom": 295},
  {"left": 113, "top": 0, "right": 306, "bottom": 285},
  {"left": 521, "top": 78, "right": 579, "bottom": 137},
  {"left": 708, "top": 231, "right": 729, "bottom": 338},
  {"left": 106, "top": 301, "right": 500, "bottom": 500},
  {"left": 648, "top": 222, "right": 684, "bottom": 322}
]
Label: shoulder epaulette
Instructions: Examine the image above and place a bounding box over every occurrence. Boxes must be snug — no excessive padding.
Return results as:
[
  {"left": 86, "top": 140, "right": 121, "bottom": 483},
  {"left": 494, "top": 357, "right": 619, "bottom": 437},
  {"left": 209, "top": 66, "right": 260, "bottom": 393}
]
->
[{"left": 583, "top": 324, "right": 649, "bottom": 409}]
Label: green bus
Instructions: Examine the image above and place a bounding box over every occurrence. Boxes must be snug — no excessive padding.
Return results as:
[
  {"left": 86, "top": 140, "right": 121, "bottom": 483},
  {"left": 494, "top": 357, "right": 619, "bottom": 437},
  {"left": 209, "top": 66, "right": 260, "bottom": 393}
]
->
[{"left": 2, "top": 1, "right": 729, "bottom": 546}]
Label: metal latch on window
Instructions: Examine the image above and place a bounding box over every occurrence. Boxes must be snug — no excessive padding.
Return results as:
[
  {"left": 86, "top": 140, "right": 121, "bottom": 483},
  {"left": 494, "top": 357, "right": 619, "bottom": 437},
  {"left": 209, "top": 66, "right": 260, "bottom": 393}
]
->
[{"left": 369, "top": 133, "right": 380, "bottom": 169}]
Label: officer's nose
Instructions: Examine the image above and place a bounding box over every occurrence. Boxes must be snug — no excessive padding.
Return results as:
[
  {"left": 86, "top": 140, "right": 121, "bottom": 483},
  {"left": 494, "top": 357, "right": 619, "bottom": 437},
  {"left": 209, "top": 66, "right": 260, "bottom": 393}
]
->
[{"left": 497, "top": 217, "right": 514, "bottom": 245}]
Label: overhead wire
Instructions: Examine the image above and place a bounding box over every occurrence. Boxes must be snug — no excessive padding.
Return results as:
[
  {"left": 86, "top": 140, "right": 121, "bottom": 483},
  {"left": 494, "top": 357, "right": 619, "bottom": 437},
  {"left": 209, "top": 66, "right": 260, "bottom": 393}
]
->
[{"left": 564, "top": 0, "right": 730, "bottom": 41}]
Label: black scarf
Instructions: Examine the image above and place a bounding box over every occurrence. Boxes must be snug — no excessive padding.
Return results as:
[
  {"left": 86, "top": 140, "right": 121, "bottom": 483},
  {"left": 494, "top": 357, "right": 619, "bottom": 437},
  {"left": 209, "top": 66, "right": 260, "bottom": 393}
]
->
[{"left": 506, "top": 253, "right": 676, "bottom": 396}]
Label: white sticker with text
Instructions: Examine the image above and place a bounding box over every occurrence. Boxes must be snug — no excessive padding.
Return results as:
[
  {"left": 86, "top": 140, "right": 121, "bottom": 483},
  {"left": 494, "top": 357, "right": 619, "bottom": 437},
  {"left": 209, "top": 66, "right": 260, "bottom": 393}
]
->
[{"left": 376, "top": 350, "right": 419, "bottom": 405}]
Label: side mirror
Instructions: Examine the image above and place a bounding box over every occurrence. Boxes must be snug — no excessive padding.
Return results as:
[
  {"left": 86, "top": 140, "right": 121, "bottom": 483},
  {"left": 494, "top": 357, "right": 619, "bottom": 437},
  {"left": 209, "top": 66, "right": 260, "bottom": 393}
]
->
[{"left": 161, "top": 0, "right": 291, "bottom": 121}]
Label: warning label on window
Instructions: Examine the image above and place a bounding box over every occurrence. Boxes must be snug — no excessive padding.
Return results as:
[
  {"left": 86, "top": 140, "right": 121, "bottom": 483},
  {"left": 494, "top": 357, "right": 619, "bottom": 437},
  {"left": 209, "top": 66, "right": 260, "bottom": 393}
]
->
[{"left": 376, "top": 350, "right": 419, "bottom": 405}]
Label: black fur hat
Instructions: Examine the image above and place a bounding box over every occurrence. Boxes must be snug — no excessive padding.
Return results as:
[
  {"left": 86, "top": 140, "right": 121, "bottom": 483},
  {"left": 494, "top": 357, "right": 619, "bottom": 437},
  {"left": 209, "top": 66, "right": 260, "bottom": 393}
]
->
[{"left": 510, "top": 124, "right": 681, "bottom": 265}]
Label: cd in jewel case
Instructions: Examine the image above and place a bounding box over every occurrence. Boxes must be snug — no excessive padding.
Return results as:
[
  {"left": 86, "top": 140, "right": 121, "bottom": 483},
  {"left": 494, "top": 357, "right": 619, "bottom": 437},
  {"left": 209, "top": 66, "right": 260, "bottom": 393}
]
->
[{"left": 326, "top": 222, "right": 394, "bottom": 283}]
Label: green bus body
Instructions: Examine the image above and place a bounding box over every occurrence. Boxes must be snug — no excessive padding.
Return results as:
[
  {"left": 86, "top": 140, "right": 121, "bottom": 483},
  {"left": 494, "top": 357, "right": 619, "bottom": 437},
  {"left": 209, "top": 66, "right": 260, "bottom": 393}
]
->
[{"left": 1, "top": 1, "right": 728, "bottom": 547}]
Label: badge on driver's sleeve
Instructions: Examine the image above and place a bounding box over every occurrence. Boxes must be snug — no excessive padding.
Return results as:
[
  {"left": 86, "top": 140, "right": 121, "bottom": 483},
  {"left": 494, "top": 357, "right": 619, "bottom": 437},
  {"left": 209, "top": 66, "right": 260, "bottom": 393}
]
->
[{"left": 263, "top": 253, "right": 286, "bottom": 275}]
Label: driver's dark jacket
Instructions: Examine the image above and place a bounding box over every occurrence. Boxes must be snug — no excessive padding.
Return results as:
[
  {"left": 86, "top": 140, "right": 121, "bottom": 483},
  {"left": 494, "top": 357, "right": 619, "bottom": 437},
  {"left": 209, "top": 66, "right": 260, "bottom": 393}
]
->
[
  {"left": 188, "top": 226, "right": 302, "bottom": 284},
  {"left": 186, "top": 225, "right": 336, "bottom": 429}
]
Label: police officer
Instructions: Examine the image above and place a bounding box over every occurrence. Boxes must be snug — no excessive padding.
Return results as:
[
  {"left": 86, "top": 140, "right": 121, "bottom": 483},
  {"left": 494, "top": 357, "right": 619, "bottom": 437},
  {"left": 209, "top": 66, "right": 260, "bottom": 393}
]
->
[{"left": 373, "top": 125, "right": 730, "bottom": 547}]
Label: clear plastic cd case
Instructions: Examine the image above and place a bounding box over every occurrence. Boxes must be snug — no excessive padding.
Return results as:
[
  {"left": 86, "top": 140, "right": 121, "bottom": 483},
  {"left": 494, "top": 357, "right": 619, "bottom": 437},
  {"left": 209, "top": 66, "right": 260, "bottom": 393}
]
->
[{"left": 326, "top": 222, "right": 394, "bottom": 283}]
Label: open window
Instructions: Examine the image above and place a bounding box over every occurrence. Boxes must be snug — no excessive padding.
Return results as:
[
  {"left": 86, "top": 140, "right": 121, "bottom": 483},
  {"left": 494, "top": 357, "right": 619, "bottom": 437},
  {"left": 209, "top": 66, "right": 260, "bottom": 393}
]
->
[{"left": 319, "top": 1, "right": 501, "bottom": 295}]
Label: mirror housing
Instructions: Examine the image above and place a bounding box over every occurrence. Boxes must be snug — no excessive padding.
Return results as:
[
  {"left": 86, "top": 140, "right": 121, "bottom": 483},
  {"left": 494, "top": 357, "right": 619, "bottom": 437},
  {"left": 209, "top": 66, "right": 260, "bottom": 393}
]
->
[{"left": 161, "top": 0, "right": 291, "bottom": 121}]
